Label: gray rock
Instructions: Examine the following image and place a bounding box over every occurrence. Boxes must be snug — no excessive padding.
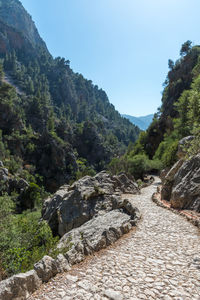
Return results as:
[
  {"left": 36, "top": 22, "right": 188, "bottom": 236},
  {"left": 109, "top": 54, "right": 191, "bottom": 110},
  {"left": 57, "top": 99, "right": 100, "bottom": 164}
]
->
[
  {"left": 57, "top": 207, "right": 140, "bottom": 265},
  {"left": 1, "top": 167, "right": 8, "bottom": 176},
  {"left": 34, "top": 255, "right": 58, "bottom": 283},
  {"left": 0, "top": 161, "right": 4, "bottom": 167},
  {"left": 55, "top": 254, "right": 71, "bottom": 273},
  {"left": 160, "top": 168, "right": 170, "bottom": 184},
  {"left": 104, "top": 289, "right": 123, "bottom": 300},
  {"left": 171, "top": 154, "right": 200, "bottom": 211},
  {"left": 0, "top": 168, "right": 8, "bottom": 181},
  {"left": 0, "top": 270, "right": 41, "bottom": 300},
  {"left": 42, "top": 172, "right": 139, "bottom": 236},
  {"left": 161, "top": 159, "right": 184, "bottom": 201},
  {"left": 8, "top": 178, "right": 29, "bottom": 194}
]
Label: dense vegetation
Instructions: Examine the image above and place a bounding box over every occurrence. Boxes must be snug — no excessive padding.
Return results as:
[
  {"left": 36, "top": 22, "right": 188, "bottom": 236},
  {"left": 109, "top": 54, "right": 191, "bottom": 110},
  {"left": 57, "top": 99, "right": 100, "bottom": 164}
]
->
[
  {"left": 109, "top": 41, "right": 200, "bottom": 178},
  {"left": 0, "top": 0, "right": 139, "bottom": 192}
]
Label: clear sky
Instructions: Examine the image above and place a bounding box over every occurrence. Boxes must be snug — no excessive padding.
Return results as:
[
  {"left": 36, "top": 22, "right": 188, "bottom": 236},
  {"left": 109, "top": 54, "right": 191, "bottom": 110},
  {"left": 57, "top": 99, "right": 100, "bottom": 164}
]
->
[{"left": 20, "top": 0, "right": 200, "bottom": 116}]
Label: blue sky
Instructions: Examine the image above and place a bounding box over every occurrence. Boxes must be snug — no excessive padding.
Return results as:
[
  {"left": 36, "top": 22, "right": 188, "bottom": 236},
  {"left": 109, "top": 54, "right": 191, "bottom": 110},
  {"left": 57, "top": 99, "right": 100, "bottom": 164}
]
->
[{"left": 21, "top": 0, "right": 200, "bottom": 116}]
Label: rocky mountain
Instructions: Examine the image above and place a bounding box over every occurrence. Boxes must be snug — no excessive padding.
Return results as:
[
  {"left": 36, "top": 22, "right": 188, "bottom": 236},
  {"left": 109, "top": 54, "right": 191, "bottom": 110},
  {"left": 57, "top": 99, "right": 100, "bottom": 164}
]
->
[
  {"left": 0, "top": 0, "right": 140, "bottom": 192},
  {"left": 122, "top": 114, "right": 154, "bottom": 130},
  {"left": 0, "top": 0, "right": 48, "bottom": 54},
  {"left": 139, "top": 42, "right": 200, "bottom": 159}
]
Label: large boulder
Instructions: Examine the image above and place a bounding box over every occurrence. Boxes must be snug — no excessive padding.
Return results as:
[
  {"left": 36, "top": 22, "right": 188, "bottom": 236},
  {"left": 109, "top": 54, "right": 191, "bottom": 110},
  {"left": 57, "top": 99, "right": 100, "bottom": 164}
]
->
[
  {"left": 161, "top": 159, "right": 184, "bottom": 201},
  {"left": 34, "top": 255, "right": 58, "bottom": 283},
  {"left": 57, "top": 204, "right": 140, "bottom": 265},
  {"left": 171, "top": 154, "right": 200, "bottom": 211},
  {"left": 0, "top": 270, "right": 41, "bottom": 300},
  {"left": 42, "top": 171, "right": 139, "bottom": 236}
]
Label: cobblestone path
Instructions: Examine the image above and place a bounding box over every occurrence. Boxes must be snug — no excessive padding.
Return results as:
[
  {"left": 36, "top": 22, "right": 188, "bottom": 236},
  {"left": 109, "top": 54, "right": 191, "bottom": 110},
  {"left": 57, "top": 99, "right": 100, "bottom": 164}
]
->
[{"left": 30, "top": 178, "right": 200, "bottom": 300}]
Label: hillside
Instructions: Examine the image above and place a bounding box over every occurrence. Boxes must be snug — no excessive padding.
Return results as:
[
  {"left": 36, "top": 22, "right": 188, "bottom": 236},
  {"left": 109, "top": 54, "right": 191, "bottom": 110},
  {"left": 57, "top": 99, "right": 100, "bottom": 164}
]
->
[
  {"left": 122, "top": 114, "right": 154, "bottom": 130},
  {"left": 109, "top": 41, "right": 200, "bottom": 181},
  {"left": 0, "top": 0, "right": 139, "bottom": 192},
  {"left": 0, "top": 0, "right": 140, "bottom": 279}
]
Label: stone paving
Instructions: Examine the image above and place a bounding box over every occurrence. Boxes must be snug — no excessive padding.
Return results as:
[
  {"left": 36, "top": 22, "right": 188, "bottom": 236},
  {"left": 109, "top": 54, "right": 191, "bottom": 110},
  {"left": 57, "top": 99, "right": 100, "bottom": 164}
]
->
[{"left": 29, "top": 178, "right": 200, "bottom": 300}]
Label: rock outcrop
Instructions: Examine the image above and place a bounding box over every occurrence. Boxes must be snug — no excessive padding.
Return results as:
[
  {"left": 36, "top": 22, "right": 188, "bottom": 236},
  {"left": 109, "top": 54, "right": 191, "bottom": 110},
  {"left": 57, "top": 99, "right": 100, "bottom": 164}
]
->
[
  {"left": 0, "top": 161, "right": 29, "bottom": 197},
  {"left": 58, "top": 205, "right": 140, "bottom": 265},
  {"left": 0, "top": 172, "right": 141, "bottom": 300},
  {"left": 161, "top": 159, "right": 184, "bottom": 201},
  {"left": 42, "top": 171, "right": 139, "bottom": 236},
  {"left": 0, "top": 270, "right": 41, "bottom": 300},
  {"left": 161, "top": 146, "right": 200, "bottom": 212},
  {"left": 171, "top": 154, "right": 200, "bottom": 211}
]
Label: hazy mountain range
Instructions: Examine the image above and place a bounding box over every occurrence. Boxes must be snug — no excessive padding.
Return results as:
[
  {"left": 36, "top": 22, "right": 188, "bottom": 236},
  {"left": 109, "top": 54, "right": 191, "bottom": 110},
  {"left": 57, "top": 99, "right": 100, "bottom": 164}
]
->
[{"left": 122, "top": 114, "right": 154, "bottom": 130}]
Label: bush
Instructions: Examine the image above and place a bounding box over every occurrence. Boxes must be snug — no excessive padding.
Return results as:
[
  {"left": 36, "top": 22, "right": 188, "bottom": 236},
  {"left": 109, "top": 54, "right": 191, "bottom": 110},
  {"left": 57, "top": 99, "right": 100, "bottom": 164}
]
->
[
  {"left": 75, "top": 158, "right": 96, "bottom": 180},
  {"left": 108, "top": 157, "right": 126, "bottom": 175},
  {"left": 161, "top": 140, "right": 178, "bottom": 167},
  {"left": 18, "top": 182, "right": 42, "bottom": 211},
  {"left": 0, "top": 204, "right": 59, "bottom": 277},
  {"left": 154, "top": 135, "right": 179, "bottom": 168},
  {"left": 127, "top": 154, "right": 150, "bottom": 179}
]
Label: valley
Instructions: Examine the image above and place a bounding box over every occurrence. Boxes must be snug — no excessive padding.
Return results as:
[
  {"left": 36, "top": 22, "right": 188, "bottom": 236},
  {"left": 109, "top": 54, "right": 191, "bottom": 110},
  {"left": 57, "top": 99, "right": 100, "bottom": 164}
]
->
[{"left": 0, "top": 1, "right": 200, "bottom": 299}]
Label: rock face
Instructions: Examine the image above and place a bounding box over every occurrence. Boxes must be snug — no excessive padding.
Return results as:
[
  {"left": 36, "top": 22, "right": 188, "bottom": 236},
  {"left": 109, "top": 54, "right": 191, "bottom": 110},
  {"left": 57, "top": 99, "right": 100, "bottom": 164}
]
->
[
  {"left": 34, "top": 256, "right": 58, "bottom": 283},
  {"left": 42, "top": 171, "right": 139, "bottom": 236},
  {"left": 161, "top": 159, "right": 184, "bottom": 201},
  {"left": 0, "top": 161, "right": 29, "bottom": 197},
  {"left": 171, "top": 154, "right": 200, "bottom": 211},
  {"left": 57, "top": 203, "right": 140, "bottom": 266},
  {"left": 0, "top": 172, "right": 140, "bottom": 300},
  {"left": 0, "top": 0, "right": 48, "bottom": 54},
  {"left": 0, "top": 270, "right": 41, "bottom": 300}
]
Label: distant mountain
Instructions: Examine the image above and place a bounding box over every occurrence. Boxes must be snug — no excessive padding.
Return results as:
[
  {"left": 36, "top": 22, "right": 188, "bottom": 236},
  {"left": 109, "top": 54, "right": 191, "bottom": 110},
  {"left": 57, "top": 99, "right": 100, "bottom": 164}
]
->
[{"left": 122, "top": 114, "right": 154, "bottom": 130}]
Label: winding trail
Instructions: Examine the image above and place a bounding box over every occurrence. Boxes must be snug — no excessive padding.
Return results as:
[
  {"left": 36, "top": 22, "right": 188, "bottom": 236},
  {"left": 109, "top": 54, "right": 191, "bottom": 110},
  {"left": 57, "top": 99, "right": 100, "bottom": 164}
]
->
[{"left": 30, "top": 178, "right": 200, "bottom": 300}]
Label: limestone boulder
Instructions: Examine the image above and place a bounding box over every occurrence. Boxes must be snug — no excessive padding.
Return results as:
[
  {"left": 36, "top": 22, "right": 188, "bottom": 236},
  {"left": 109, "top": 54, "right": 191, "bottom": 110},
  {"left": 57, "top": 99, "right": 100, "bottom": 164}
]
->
[
  {"left": 0, "top": 270, "right": 41, "bottom": 300},
  {"left": 34, "top": 255, "right": 58, "bottom": 283},
  {"left": 57, "top": 204, "right": 140, "bottom": 265},
  {"left": 55, "top": 254, "right": 71, "bottom": 273},
  {"left": 161, "top": 159, "right": 184, "bottom": 201},
  {"left": 42, "top": 171, "right": 139, "bottom": 236},
  {"left": 171, "top": 154, "right": 200, "bottom": 211}
]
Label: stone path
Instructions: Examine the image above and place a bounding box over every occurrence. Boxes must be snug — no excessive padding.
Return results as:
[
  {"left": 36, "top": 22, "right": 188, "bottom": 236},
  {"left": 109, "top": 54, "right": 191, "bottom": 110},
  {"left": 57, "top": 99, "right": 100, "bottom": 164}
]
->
[{"left": 29, "top": 178, "right": 200, "bottom": 300}]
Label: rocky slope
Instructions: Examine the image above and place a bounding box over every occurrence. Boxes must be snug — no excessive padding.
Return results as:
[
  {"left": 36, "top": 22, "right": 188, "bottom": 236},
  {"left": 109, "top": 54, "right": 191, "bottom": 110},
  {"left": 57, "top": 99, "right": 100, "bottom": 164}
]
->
[
  {"left": 0, "top": 0, "right": 140, "bottom": 193},
  {"left": 0, "top": 172, "right": 140, "bottom": 300},
  {"left": 27, "top": 179, "right": 200, "bottom": 300},
  {"left": 161, "top": 137, "right": 200, "bottom": 213},
  {"left": 42, "top": 171, "right": 140, "bottom": 236}
]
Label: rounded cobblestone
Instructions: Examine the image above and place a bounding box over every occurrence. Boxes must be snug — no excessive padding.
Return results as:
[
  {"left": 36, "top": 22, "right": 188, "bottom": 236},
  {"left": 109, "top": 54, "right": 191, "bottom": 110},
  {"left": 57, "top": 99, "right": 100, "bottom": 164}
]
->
[{"left": 29, "top": 178, "right": 200, "bottom": 299}]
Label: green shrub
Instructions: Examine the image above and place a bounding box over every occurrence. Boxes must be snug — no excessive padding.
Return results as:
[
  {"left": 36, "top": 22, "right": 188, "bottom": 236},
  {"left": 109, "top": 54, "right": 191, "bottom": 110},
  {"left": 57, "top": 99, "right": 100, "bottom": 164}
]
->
[
  {"left": 161, "top": 140, "right": 178, "bottom": 167},
  {"left": 108, "top": 157, "right": 126, "bottom": 175},
  {"left": 18, "top": 182, "right": 42, "bottom": 211},
  {"left": 75, "top": 158, "right": 96, "bottom": 180},
  {"left": 0, "top": 205, "right": 59, "bottom": 277},
  {"left": 127, "top": 154, "right": 150, "bottom": 179},
  {"left": 154, "top": 135, "right": 179, "bottom": 168}
]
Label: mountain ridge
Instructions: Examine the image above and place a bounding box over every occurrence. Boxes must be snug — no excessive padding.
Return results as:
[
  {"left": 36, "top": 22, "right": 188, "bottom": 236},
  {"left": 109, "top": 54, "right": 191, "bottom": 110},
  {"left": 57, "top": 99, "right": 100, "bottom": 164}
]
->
[
  {"left": 122, "top": 114, "right": 154, "bottom": 130},
  {"left": 0, "top": 0, "right": 140, "bottom": 192}
]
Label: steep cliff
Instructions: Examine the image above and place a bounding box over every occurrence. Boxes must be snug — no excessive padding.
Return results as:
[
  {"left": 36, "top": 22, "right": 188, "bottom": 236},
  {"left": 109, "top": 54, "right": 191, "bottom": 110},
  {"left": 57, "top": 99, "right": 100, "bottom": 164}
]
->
[{"left": 0, "top": 0, "right": 139, "bottom": 192}]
